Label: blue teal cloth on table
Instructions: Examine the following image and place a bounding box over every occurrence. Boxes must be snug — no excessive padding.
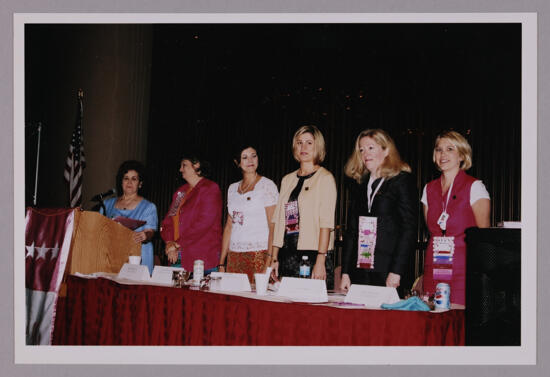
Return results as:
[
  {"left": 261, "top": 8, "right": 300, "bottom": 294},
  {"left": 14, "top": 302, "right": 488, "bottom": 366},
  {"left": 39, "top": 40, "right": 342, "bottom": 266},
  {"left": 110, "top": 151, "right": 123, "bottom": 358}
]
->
[
  {"left": 380, "top": 296, "right": 431, "bottom": 311},
  {"left": 101, "top": 197, "right": 158, "bottom": 274}
]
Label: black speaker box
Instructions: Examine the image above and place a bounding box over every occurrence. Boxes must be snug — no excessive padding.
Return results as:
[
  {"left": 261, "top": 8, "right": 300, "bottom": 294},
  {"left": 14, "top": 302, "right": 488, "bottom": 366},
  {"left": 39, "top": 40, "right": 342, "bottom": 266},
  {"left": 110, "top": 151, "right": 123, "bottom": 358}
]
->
[{"left": 465, "top": 227, "right": 521, "bottom": 346}]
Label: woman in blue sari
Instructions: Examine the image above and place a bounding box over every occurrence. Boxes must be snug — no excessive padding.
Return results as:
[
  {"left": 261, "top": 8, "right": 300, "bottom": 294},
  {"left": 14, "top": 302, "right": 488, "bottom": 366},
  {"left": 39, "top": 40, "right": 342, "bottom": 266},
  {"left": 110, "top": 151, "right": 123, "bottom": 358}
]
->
[{"left": 101, "top": 160, "right": 158, "bottom": 274}]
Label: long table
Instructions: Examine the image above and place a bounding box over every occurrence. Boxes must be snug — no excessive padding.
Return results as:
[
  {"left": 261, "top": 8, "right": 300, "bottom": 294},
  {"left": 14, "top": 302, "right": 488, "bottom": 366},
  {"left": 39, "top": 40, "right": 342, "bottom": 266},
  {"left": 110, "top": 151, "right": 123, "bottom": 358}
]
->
[{"left": 52, "top": 275, "right": 464, "bottom": 346}]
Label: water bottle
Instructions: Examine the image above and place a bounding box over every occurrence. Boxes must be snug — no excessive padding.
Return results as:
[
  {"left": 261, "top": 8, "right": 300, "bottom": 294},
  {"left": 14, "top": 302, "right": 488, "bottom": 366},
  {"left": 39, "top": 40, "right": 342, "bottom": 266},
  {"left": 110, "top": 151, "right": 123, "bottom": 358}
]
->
[
  {"left": 299, "top": 255, "right": 311, "bottom": 278},
  {"left": 193, "top": 259, "right": 204, "bottom": 286}
]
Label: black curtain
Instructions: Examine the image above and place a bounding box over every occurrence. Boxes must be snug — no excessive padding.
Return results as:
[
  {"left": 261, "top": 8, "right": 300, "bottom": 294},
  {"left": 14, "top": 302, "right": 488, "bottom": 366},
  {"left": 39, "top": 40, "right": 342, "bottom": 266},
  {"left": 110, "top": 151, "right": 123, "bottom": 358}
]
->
[{"left": 145, "top": 23, "right": 521, "bottom": 284}]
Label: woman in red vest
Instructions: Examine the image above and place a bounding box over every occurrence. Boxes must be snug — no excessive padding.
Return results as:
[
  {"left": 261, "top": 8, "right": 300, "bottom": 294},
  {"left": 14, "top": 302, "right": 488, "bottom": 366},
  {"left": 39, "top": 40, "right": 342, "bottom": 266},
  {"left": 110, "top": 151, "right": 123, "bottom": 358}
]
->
[{"left": 422, "top": 131, "right": 491, "bottom": 308}]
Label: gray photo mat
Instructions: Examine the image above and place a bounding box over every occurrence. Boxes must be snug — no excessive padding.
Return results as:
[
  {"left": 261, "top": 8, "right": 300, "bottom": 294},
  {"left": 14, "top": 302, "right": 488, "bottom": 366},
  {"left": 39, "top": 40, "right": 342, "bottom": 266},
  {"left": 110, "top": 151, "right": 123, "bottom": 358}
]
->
[{"left": 2, "top": 1, "right": 548, "bottom": 377}]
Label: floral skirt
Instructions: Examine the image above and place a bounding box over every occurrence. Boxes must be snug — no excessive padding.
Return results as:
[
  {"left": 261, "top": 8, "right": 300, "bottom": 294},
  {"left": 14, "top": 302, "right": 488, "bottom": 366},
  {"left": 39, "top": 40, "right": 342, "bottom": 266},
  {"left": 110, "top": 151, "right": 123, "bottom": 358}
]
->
[{"left": 226, "top": 250, "right": 269, "bottom": 283}]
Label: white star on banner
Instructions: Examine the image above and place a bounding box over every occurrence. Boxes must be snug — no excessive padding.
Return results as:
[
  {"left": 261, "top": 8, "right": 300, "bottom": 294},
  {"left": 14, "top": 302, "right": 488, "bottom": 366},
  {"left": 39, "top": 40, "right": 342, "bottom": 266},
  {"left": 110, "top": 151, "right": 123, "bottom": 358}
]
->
[
  {"left": 49, "top": 244, "right": 60, "bottom": 259},
  {"left": 25, "top": 242, "right": 35, "bottom": 258},
  {"left": 35, "top": 243, "right": 50, "bottom": 260}
]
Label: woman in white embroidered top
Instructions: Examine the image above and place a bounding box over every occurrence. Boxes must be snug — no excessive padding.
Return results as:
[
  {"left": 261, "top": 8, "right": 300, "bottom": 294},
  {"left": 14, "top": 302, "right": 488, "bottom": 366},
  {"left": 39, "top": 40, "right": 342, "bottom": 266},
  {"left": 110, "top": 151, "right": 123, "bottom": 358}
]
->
[{"left": 218, "top": 144, "right": 279, "bottom": 282}]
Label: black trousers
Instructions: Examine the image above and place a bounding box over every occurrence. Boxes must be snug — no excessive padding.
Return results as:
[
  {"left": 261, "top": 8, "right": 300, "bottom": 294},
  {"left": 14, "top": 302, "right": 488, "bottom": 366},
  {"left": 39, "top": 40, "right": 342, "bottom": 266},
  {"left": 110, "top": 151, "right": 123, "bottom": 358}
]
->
[{"left": 349, "top": 268, "right": 389, "bottom": 286}]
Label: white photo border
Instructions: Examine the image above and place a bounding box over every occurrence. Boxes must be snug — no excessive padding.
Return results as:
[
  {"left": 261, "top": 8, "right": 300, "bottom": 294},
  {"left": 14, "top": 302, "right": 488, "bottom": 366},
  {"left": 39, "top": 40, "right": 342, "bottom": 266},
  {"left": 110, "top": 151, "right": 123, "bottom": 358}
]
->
[{"left": 13, "top": 12, "right": 537, "bottom": 365}]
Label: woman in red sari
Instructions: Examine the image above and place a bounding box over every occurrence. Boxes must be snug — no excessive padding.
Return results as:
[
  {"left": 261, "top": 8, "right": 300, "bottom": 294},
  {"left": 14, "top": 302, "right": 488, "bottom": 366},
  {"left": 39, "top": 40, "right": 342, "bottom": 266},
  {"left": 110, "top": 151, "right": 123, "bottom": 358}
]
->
[{"left": 160, "top": 156, "right": 222, "bottom": 273}]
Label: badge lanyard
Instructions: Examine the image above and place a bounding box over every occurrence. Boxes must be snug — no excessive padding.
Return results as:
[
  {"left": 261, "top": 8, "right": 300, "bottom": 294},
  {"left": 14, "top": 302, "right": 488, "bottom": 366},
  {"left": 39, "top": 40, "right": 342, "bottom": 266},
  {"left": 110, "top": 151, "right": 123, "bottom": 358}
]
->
[
  {"left": 437, "top": 179, "right": 454, "bottom": 236},
  {"left": 433, "top": 179, "right": 455, "bottom": 282},
  {"left": 367, "top": 177, "right": 385, "bottom": 213},
  {"left": 357, "top": 177, "right": 384, "bottom": 270}
]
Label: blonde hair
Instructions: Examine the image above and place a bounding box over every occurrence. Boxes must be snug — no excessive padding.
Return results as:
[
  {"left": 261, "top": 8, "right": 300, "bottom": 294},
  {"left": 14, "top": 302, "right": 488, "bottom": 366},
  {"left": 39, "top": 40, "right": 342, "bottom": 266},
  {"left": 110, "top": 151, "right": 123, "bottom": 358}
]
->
[
  {"left": 433, "top": 130, "right": 472, "bottom": 170},
  {"left": 344, "top": 129, "right": 411, "bottom": 183},
  {"left": 292, "top": 125, "right": 326, "bottom": 164}
]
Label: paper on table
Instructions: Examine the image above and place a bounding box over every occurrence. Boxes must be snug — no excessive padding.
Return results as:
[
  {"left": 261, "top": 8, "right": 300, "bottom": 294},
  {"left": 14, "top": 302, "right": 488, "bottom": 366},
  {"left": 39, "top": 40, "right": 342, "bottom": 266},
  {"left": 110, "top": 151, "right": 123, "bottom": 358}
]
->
[
  {"left": 496, "top": 221, "right": 521, "bottom": 229},
  {"left": 209, "top": 272, "right": 251, "bottom": 292},
  {"left": 276, "top": 277, "right": 328, "bottom": 303},
  {"left": 344, "top": 284, "right": 400, "bottom": 308},
  {"left": 151, "top": 265, "right": 187, "bottom": 285},
  {"left": 73, "top": 272, "right": 100, "bottom": 279},
  {"left": 73, "top": 271, "right": 116, "bottom": 279},
  {"left": 117, "top": 263, "right": 151, "bottom": 282}
]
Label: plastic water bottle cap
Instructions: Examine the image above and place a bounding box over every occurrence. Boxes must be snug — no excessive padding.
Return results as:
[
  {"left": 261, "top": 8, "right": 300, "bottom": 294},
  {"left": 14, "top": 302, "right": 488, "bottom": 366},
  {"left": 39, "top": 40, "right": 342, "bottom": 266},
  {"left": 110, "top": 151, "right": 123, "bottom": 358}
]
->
[{"left": 302, "top": 255, "right": 308, "bottom": 260}]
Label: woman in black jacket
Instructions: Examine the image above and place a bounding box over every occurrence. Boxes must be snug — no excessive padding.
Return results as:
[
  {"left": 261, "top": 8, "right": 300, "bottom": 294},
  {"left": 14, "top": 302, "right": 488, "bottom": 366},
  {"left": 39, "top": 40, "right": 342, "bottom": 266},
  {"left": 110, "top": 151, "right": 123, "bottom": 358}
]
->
[{"left": 340, "top": 129, "right": 418, "bottom": 290}]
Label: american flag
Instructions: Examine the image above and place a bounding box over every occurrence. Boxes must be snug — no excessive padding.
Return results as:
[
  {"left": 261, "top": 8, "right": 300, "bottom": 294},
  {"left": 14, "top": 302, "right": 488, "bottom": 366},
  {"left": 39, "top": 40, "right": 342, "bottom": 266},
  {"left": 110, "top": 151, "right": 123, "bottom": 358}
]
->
[{"left": 63, "top": 90, "right": 86, "bottom": 207}]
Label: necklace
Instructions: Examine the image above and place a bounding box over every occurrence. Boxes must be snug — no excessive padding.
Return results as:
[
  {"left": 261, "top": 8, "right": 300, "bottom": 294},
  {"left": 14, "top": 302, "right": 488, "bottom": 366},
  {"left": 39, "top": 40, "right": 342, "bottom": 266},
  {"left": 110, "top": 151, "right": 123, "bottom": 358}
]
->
[
  {"left": 238, "top": 173, "right": 258, "bottom": 195},
  {"left": 298, "top": 166, "right": 318, "bottom": 177},
  {"left": 119, "top": 195, "right": 137, "bottom": 210}
]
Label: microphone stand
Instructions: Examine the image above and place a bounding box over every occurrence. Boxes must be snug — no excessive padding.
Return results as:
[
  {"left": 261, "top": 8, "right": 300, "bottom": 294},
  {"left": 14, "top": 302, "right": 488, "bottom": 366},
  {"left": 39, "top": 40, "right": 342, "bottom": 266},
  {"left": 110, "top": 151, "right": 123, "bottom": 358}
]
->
[
  {"left": 89, "top": 189, "right": 116, "bottom": 213},
  {"left": 89, "top": 196, "right": 107, "bottom": 214},
  {"left": 99, "top": 199, "right": 107, "bottom": 215}
]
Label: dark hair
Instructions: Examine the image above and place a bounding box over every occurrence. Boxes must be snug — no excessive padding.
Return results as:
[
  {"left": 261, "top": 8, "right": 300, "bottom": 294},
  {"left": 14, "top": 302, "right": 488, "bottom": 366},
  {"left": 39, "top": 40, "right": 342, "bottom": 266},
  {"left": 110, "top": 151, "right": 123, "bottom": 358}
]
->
[
  {"left": 116, "top": 160, "right": 146, "bottom": 196},
  {"left": 181, "top": 155, "right": 212, "bottom": 178},
  {"left": 232, "top": 144, "right": 258, "bottom": 168}
]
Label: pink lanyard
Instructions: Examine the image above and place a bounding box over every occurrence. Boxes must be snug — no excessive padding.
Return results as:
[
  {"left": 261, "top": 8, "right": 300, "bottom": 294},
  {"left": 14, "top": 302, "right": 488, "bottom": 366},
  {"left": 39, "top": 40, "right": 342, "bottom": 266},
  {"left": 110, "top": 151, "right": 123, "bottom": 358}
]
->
[{"left": 438, "top": 179, "right": 454, "bottom": 234}]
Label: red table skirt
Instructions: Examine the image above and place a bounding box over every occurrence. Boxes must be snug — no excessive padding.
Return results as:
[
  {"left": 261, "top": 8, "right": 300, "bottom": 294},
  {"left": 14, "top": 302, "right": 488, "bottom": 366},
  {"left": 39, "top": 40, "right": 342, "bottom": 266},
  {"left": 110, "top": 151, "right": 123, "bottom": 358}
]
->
[{"left": 52, "top": 275, "right": 464, "bottom": 346}]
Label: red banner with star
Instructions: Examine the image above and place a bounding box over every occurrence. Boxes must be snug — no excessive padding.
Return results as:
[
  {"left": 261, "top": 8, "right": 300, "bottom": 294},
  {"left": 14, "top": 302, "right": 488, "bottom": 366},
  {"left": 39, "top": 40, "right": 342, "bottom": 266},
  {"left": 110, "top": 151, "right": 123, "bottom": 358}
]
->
[{"left": 25, "top": 207, "right": 75, "bottom": 345}]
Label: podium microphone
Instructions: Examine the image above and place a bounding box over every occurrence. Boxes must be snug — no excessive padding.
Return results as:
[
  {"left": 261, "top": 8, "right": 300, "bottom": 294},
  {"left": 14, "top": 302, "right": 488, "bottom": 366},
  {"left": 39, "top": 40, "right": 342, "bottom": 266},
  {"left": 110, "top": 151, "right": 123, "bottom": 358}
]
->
[{"left": 91, "top": 188, "right": 116, "bottom": 202}]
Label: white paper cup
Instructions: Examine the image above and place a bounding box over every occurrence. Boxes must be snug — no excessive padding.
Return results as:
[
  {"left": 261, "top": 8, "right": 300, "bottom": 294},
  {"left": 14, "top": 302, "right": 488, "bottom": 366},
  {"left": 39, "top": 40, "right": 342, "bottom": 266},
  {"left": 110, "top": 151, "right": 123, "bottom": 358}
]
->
[
  {"left": 129, "top": 255, "right": 141, "bottom": 265},
  {"left": 255, "top": 273, "right": 269, "bottom": 296}
]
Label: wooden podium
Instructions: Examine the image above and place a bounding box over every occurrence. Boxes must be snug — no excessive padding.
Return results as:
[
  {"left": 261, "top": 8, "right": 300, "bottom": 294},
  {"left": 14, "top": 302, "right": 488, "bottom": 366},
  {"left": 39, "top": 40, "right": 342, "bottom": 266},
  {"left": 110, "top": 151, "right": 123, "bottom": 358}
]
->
[{"left": 67, "top": 210, "right": 141, "bottom": 275}]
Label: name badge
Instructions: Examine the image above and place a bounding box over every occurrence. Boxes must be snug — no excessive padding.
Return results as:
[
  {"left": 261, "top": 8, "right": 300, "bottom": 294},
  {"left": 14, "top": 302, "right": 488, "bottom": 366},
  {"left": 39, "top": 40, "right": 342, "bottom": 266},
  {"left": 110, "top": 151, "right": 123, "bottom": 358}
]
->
[
  {"left": 437, "top": 212, "right": 449, "bottom": 230},
  {"left": 284, "top": 201, "right": 300, "bottom": 235},
  {"left": 357, "top": 216, "right": 377, "bottom": 269},
  {"left": 433, "top": 236, "right": 455, "bottom": 255},
  {"left": 432, "top": 236, "right": 455, "bottom": 281}
]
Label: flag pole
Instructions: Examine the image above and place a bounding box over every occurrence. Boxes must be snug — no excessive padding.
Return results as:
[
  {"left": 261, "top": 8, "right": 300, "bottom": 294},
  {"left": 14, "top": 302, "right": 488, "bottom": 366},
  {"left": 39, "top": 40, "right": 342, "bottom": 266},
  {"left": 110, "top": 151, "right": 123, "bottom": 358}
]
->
[
  {"left": 32, "top": 122, "right": 42, "bottom": 206},
  {"left": 64, "top": 89, "right": 86, "bottom": 208}
]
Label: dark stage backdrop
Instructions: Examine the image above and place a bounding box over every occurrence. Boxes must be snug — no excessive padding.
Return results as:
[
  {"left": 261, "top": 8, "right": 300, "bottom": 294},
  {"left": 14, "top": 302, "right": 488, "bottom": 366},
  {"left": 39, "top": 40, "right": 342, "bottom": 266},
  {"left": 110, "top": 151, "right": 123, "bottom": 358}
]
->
[{"left": 144, "top": 24, "right": 521, "bottom": 284}]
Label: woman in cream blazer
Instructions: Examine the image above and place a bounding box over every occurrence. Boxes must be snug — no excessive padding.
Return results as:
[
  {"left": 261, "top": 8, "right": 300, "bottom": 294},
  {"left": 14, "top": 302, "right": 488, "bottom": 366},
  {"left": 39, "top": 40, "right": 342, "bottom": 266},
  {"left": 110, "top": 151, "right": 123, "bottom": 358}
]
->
[{"left": 269, "top": 125, "right": 337, "bottom": 289}]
